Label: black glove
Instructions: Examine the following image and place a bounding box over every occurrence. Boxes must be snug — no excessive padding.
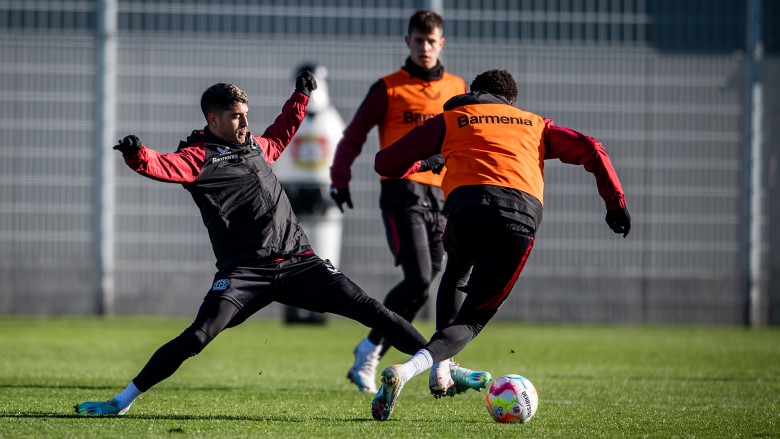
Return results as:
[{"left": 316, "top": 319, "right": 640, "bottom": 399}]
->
[
  {"left": 330, "top": 188, "right": 353, "bottom": 213},
  {"left": 295, "top": 70, "right": 317, "bottom": 97},
  {"left": 418, "top": 154, "right": 445, "bottom": 174},
  {"left": 605, "top": 207, "right": 631, "bottom": 237},
  {"left": 113, "top": 135, "right": 142, "bottom": 155}
]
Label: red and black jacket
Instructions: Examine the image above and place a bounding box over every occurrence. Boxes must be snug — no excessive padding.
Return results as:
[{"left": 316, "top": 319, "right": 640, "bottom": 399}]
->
[{"left": 122, "top": 92, "right": 312, "bottom": 271}]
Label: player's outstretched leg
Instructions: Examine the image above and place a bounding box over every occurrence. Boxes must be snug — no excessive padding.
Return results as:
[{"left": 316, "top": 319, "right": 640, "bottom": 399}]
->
[
  {"left": 371, "top": 365, "right": 408, "bottom": 421},
  {"left": 347, "top": 338, "right": 381, "bottom": 393},
  {"left": 75, "top": 399, "right": 131, "bottom": 416},
  {"left": 76, "top": 381, "right": 142, "bottom": 416}
]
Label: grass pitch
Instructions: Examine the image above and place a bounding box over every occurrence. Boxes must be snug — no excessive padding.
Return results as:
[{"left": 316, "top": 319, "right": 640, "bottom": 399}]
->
[{"left": 0, "top": 316, "right": 778, "bottom": 438}]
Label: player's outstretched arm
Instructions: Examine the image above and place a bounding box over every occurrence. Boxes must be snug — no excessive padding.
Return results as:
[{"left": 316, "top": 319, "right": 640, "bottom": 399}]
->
[
  {"left": 258, "top": 85, "right": 311, "bottom": 164},
  {"left": 115, "top": 134, "right": 206, "bottom": 184},
  {"left": 543, "top": 119, "right": 630, "bottom": 237}
]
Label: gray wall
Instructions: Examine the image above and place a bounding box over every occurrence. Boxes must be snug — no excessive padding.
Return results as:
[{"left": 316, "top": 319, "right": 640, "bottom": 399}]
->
[{"left": 0, "top": 1, "right": 776, "bottom": 323}]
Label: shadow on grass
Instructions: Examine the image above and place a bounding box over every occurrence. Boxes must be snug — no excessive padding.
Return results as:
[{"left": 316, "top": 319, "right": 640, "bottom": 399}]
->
[
  {"left": 0, "top": 412, "right": 378, "bottom": 423},
  {"left": 544, "top": 374, "right": 779, "bottom": 382},
  {"left": 0, "top": 384, "right": 242, "bottom": 391}
]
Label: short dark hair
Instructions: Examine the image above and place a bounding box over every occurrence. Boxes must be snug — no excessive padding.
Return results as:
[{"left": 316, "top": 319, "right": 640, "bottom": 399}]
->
[
  {"left": 408, "top": 10, "right": 443, "bottom": 35},
  {"left": 470, "top": 70, "right": 518, "bottom": 103},
  {"left": 200, "top": 83, "right": 248, "bottom": 119}
]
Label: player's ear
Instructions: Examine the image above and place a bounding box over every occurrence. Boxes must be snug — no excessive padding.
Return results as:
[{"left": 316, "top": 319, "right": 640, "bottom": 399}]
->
[
  {"left": 440, "top": 36, "right": 446, "bottom": 48},
  {"left": 404, "top": 34, "right": 411, "bottom": 48}
]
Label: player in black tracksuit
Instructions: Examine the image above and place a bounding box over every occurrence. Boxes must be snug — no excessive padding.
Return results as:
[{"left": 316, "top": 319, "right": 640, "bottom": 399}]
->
[{"left": 75, "top": 74, "right": 428, "bottom": 416}]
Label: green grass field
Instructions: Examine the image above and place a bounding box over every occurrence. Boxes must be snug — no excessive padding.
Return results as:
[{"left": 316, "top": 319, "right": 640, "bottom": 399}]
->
[{"left": 0, "top": 316, "right": 778, "bottom": 438}]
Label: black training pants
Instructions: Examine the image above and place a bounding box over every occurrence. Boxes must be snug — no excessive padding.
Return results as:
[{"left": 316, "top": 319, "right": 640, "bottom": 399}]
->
[
  {"left": 424, "top": 209, "right": 535, "bottom": 363},
  {"left": 132, "top": 255, "right": 427, "bottom": 391}
]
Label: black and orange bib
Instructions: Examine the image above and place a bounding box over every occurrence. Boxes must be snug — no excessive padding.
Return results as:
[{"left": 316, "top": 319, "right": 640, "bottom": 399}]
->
[
  {"left": 441, "top": 103, "right": 547, "bottom": 204},
  {"left": 380, "top": 69, "right": 465, "bottom": 186}
]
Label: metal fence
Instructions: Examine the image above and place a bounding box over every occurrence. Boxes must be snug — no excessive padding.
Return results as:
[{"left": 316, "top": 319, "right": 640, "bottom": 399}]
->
[{"left": 0, "top": 0, "right": 776, "bottom": 324}]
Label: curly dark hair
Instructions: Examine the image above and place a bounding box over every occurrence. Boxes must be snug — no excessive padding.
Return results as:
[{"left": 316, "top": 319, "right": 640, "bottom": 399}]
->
[
  {"left": 470, "top": 69, "right": 518, "bottom": 103},
  {"left": 200, "top": 83, "right": 248, "bottom": 119},
  {"left": 408, "top": 9, "right": 443, "bottom": 35}
]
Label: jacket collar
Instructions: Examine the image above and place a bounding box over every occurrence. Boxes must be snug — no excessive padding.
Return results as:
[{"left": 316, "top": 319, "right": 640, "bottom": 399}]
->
[
  {"left": 443, "top": 91, "right": 512, "bottom": 111},
  {"left": 189, "top": 126, "right": 251, "bottom": 148},
  {"left": 401, "top": 57, "right": 444, "bottom": 81}
]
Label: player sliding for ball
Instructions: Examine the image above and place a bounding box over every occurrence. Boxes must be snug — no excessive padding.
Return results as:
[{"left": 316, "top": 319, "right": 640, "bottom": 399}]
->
[
  {"left": 370, "top": 69, "right": 631, "bottom": 421},
  {"left": 75, "top": 75, "right": 437, "bottom": 416}
]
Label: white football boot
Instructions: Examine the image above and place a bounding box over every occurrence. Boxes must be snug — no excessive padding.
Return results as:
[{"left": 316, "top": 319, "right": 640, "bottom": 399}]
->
[
  {"left": 428, "top": 359, "right": 454, "bottom": 398},
  {"left": 346, "top": 339, "right": 381, "bottom": 393}
]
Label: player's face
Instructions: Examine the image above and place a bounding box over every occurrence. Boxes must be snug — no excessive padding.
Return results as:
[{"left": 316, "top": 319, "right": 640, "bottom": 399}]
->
[
  {"left": 210, "top": 102, "right": 249, "bottom": 144},
  {"left": 405, "top": 27, "right": 445, "bottom": 70}
]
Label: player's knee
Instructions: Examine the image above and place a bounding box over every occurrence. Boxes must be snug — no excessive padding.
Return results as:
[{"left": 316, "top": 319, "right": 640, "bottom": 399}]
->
[
  {"left": 447, "top": 318, "right": 486, "bottom": 341},
  {"left": 177, "top": 327, "right": 214, "bottom": 356},
  {"left": 226, "top": 311, "right": 250, "bottom": 328},
  {"left": 468, "top": 323, "right": 485, "bottom": 338}
]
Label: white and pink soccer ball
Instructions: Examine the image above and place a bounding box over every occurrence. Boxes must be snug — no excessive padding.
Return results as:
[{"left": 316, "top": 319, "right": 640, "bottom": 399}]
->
[{"left": 485, "top": 374, "right": 538, "bottom": 424}]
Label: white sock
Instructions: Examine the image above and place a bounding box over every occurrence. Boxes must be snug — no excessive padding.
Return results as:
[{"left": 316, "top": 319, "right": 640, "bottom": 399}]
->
[
  {"left": 398, "top": 349, "right": 433, "bottom": 382},
  {"left": 114, "top": 381, "right": 142, "bottom": 409}
]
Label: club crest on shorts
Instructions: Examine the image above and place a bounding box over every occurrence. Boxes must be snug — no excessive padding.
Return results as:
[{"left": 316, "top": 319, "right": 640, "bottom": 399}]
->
[
  {"left": 324, "top": 259, "right": 340, "bottom": 274},
  {"left": 212, "top": 278, "right": 230, "bottom": 291}
]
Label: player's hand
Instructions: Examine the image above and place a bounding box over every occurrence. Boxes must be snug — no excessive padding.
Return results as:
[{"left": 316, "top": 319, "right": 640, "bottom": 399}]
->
[
  {"left": 605, "top": 207, "right": 631, "bottom": 237},
  {"left": 419, "top": 154, "right": 445, "bottom": 174},
  {"left": 113, "top": 135, "right": 142, "bottom": 155},
  {"left": 330, "top": 188, "right": 353, "bottom": 213},
  {"left": 295, "top": 70, "right": 317, "bottom": 97}
]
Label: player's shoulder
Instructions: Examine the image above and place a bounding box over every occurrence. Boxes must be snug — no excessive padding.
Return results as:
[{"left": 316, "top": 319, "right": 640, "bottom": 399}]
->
[
  {"left": 441, "top": 71, "right": 468, "bottom": 89},
  {"left": 177, "top": 129, "right": 208, "bottom": 152},
  {"left": 381, "top": 68, "right": 407, "bottom": 83},
  {"left": 441, "top": 71, "right": 466, "bottom": 82}
]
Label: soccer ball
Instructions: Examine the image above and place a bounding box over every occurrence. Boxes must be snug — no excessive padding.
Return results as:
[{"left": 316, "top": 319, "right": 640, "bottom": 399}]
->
[{"left": 485, "top": 374, "right": 538, "bottom": 424}]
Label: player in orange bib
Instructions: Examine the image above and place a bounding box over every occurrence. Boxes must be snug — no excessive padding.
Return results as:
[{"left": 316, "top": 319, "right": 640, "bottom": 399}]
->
[
  {"left": 330, "top": 10, "right": 489, "bottom": 397},
  {"left": 370, "top": 69, "right": 631, "bottom": 421}
]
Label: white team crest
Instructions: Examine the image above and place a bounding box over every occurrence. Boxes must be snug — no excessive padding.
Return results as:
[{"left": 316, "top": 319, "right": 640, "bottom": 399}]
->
[
  {"left": 212, "top": 278, "right": 230, "bottom": 291},
  {"left": 217, "top": 146, "right": 230, "bottom": 154},
  {"left": 324, "top": 260, "right": 340, "bottom": 274}
]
